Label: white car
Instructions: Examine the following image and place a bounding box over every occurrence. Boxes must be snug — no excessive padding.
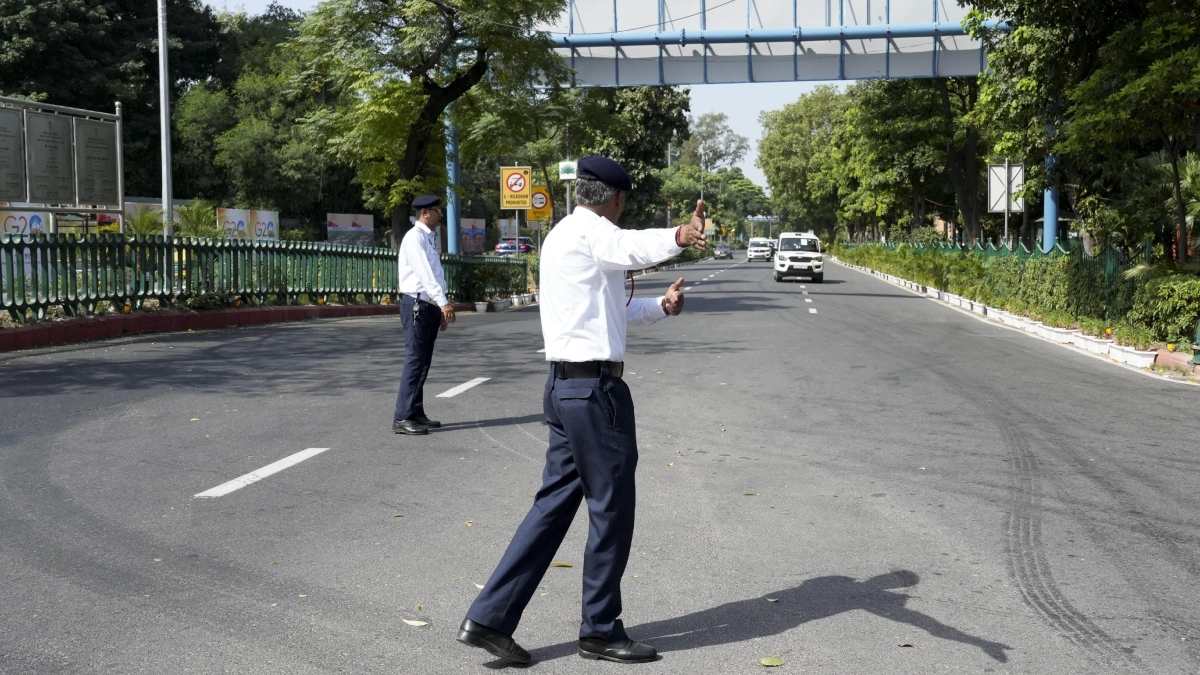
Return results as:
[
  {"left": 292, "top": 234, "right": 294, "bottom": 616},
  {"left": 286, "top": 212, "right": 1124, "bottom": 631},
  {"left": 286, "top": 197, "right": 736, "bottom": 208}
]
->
[
  {"left": 747, "top": 238, "right": 773, "bottom": 262},
  {"left": 773, "top": 232, "right": 824, "bottom": 282}
]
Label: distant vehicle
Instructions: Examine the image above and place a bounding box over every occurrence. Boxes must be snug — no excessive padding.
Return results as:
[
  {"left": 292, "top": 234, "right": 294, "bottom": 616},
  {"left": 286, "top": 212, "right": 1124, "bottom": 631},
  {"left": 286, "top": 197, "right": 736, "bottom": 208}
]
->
[
  {"left": 713, "top": 243, "right": 733, "bottom": 259},
  {"left": 773, "top": 232, "right": 824, "bottom": 282},
  {"left": 495, "top": 237, "right": 535, "bottom": 255},
  {"left": 747, "top": 237, "right": 773, "bottom": 262}
]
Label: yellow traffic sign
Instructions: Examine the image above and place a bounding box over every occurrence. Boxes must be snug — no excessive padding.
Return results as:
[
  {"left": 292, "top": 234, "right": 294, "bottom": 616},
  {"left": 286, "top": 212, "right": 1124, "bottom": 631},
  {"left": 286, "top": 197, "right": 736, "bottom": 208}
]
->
[
  {"left": 527, "top": 186, "right": 552, "bottom": 222},
  {"left": 501, "top": 167, "right": 532, "bottom": 209}
]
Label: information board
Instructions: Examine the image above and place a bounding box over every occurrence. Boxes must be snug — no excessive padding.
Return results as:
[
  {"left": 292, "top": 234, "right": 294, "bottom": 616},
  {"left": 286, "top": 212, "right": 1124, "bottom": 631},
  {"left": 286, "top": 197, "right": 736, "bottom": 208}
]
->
[
  {"left": 327, "top": 213, "right": 374, "bottom": 246},
  {"left": 75, "top": 119, "right": 119, "bottom": 204},
  {"left": 25, "top": 112, "right": 75, "bottom": 203},
  {"left": 0, "top": 109, "right": 25, "bottom": 202}
]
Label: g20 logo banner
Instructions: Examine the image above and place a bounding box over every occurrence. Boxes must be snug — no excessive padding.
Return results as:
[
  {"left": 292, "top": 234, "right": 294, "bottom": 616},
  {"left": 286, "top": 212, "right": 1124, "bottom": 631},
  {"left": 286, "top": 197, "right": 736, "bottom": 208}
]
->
[
  {"left": 2, "top": 212, "right": 48, "bottom": 237},
  {"left": 216, "top": 208, "right": 279, "bottom": 241}
]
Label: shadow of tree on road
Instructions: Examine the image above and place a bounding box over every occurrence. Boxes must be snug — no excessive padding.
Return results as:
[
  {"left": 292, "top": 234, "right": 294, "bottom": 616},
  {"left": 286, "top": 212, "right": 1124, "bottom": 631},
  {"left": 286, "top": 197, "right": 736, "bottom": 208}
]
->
[{"left": 523, "top": 570, "right": 1011, "bottom": 664}]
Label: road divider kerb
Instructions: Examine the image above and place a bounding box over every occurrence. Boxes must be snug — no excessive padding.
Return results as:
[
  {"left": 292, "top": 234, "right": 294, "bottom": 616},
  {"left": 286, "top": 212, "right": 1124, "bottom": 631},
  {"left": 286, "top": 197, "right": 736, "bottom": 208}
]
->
[{"left": 831, "top": 257, "right": 1199, "bottom": 387}]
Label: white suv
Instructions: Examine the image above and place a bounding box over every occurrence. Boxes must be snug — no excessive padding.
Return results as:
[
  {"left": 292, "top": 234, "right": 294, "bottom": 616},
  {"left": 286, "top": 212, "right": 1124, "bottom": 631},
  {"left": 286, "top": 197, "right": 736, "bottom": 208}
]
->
[
  {"left": 747, "top": 237, "right": 773, "bottom": 262},
  {"left": 773, "top": 232, "right": 824, "bottom": 282}
]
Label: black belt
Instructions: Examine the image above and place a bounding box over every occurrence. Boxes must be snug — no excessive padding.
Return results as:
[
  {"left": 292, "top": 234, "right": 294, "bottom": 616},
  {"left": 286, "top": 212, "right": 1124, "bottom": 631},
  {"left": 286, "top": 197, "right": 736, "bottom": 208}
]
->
[{"left": 553, "top": 361, "right": 624, "bottom": 379}]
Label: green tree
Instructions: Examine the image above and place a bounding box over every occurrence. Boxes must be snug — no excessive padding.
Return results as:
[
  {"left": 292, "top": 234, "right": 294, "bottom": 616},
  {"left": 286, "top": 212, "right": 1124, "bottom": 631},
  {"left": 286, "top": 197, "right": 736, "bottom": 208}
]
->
[
  {"left": 293, "top": 0, "right": 568, "bottom": 243},
  {"left": 1, "top": 0, "right": 224, "bottom": 196},
  {"left": 679, "top": 112, "right": 749, "bottom": 175}
]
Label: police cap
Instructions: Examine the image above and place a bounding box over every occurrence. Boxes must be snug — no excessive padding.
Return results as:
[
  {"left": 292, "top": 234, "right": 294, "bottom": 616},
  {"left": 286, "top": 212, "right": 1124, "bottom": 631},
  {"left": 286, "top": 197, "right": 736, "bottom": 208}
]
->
[
  {"left": 412, "top": 195, "right": 442, "bottom": 209},
  {"left": 577, "top": 156, "right": 632, "bottom": 192}
]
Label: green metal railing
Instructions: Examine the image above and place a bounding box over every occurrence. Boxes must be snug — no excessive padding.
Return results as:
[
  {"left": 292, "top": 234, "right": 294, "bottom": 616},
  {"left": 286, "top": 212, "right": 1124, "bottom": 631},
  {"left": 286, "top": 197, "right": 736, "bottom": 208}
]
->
[{"left": 1, "top": 234, "right": 526, "bottom": 324}]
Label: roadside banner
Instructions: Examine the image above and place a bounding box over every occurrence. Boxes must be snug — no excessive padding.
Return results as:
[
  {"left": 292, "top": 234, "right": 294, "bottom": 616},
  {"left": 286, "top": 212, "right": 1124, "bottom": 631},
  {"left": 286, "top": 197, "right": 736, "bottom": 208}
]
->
[
  {"left": 460, "top": 218, "right": 486, "bottom": 254},
  {"left": 326, "top": 213, "right": 374, "bottom": 246},
  {"left": 501, "top": 167, "right": 532, "bottom": 209},
  {"left": 218, "top": 208, "right": 278, "bottom": 241},
  {"left": 527, "top": 187, "right": 552, "bottom": 223}
]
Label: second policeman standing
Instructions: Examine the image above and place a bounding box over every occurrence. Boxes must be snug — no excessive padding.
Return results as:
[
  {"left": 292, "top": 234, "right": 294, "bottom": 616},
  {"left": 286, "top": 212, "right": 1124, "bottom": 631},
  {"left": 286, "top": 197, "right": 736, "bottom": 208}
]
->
[{"left": 459, "top": 156, "right": 708, "bottom": 665}]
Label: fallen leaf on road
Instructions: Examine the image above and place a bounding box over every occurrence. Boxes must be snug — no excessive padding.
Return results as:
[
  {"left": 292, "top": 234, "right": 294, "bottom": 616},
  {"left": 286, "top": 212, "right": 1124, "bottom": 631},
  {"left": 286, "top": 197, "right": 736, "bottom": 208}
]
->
[
  {"left": 551, "top": 561, "right": 573, "bottom": 568},
  {"left": 666, "top": 462, "right": 674, "bottom": 467},
  {"left": 766, "top": 598, "right": 779, "bottom": 603},
  {"left": 189, "top": 418, "right": 199, "bottom": 422},
  {"left": 394, "top": 514, "right": 404, "bottom": 518},
  {"left": 465, "top": 521, "right": 473, "bottom": 527},
  {"left": 402, "top": 619, "right": 428, "bottom": 627},
  {"left": 417, "top": 604, "right": 423, "bottom": 611},
  {"left": 298, "top": 594, "right": 308, "bottom": 598},
  {"left": 899, "top": 643, "right": 917, "bottom": 648},
  {"left": 153, "top": 559, "right": 162, "bottom": 562},
  {"left": 744, "top": 492, "right": 760, "bottom": 496},
  {"left": 270, "top": 561, "right": 278, "bottom": 565},
  {"left": 760, "top": 656, "right": 785, "bottom": 667},
  {"left": 474, "top": 583, "right": 484, "bottom": 589}
]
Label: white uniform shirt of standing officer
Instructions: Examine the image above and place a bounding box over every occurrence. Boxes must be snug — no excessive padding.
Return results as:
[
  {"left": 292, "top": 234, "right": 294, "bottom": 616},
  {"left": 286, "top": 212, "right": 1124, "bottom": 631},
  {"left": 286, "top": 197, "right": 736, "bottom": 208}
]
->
[{"left": 541, "top": 187, "right": 704, "bottom": 363}]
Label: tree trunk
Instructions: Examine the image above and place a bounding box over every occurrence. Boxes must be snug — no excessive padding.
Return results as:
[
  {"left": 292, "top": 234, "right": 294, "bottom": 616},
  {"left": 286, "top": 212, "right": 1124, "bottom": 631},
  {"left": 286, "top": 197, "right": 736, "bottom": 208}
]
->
[
  {"left": 934, "top": 79, "right": 981, "bottom": 248},
  {"left": 1167, "top": 141, "right": 1189, "bottom": 263},
  {"left": 389, "top": 51, "right": 489, "bottom": 248}
]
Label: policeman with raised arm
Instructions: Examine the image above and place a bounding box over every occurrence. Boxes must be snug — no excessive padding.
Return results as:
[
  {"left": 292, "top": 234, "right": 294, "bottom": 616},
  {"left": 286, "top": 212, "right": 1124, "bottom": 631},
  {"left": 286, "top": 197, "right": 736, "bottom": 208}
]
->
[
  {"left": 457, "top": 157, "right": 707, "bottom": 664},
  {"left": 392, "top": 195, "right": 456, "bottom": 436}
]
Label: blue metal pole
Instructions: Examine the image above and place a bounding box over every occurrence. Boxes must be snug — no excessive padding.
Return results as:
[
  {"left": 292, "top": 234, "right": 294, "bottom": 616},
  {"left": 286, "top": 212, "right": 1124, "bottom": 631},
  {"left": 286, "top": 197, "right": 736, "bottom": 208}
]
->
[
  {"left": 551, "top": 22, "right": 994, "bottom": 48},
  {"left": 1043, "top": 154, "right": 1058, "bottom": 253},
  {"left": 445, "top": 114, "right": 460, "bottom": 255}
]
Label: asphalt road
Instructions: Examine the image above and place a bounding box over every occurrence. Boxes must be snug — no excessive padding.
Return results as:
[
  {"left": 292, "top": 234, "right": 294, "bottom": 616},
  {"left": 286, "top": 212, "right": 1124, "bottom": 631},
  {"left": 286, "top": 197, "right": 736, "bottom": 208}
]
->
[{"left": 2, "top": 254, "right": 1198, "bottom": 674}]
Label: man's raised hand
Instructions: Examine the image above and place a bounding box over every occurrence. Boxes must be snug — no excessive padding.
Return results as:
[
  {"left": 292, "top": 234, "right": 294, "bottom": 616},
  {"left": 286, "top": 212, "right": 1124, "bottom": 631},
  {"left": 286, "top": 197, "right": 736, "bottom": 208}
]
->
[
  {"left": 661, "top": 277, "right": 686, "bottom": 316},
  {"left": 676, "top": 200, "right": 708, "bottom": 250}
]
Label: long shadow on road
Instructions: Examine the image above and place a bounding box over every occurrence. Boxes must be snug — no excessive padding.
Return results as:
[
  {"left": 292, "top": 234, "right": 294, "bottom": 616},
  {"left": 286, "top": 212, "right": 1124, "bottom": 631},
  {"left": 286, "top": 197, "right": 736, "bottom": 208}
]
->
[{"left": 518, "top": 570, "right": 1011, "bottom": 666}]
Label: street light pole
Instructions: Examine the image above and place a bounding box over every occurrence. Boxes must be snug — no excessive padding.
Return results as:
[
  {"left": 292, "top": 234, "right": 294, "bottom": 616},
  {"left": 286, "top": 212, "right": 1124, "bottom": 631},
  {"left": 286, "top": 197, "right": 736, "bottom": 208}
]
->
[{"left": 157, "top": 0, "right": 174, "bottom": 236}]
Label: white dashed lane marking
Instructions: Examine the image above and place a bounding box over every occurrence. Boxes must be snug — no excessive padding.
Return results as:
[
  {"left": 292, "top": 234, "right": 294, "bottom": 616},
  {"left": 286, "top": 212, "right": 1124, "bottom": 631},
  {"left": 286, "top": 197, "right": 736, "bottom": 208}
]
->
[
  {"left": 195, "top": 448, "right": 330, "bottom": 498},
  {"left": 809, "top": 308, "right": 818, "bottom": 314},
  {"left": 805, "top": 299, "right": 813, "bottom": 303},
  {"left": 437, "top": 377, "right": 491, "bottom": 398}
]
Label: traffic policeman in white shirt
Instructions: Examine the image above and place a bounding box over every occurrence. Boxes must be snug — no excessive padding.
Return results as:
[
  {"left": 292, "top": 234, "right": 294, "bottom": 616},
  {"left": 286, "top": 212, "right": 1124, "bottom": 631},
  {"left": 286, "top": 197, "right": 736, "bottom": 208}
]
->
[
  {"left": 392, "top": 195, "right": 456, "bottom": 436},
  {"left": 458, "top": 156, "right": 707, "bottom": 665}
]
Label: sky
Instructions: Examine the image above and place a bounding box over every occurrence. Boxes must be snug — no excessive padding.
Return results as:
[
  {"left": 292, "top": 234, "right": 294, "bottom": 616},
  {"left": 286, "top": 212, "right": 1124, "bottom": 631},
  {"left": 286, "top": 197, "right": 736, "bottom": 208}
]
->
[{"left": 210, "top": 0, "right": 833, "bottom": 189}]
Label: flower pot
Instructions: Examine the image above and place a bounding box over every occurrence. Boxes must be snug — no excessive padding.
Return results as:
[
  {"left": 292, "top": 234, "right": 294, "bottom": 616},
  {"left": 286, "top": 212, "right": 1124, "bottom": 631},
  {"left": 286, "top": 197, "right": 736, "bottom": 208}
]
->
[
  {"left": 492, "top": 298, "right": 511, "bottom": 312},
  {"left": 1111, "top": 344, "right": 1157, "bottom": 368},
  {"left": 474, "top": 301, "right": 489, "bottom": 313}
]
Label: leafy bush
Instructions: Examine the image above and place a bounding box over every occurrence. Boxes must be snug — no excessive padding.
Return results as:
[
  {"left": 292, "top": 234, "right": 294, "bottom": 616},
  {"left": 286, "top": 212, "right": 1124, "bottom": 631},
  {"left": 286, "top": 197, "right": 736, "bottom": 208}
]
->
[
  {"left": 1113, "top": 322, "right": 1155, "bottom": 351},
  {"left": 1042, "top": 310, "right": 1074, "bottom": 329},
  {"left": 1127, "top": 275, "right": 1200, "bottom": 342},
  {"left": 1078, "top": 317, "right": 1108, "bottom": 337}
]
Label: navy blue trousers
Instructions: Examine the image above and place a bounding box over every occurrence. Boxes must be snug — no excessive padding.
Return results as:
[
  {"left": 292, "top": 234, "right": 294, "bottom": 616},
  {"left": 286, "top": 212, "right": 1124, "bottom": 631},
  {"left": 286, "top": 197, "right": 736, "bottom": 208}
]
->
[
  {"left": 467, "top": 365, "right": 639, "bottom": 642},
  {"left": 393, "top": 296, "right": 441, "bottom": 421}
]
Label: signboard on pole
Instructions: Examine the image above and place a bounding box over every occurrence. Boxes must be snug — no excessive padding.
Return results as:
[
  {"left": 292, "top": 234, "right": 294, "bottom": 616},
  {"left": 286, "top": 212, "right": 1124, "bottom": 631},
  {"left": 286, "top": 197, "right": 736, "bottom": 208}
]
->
[
  {"left": 527, "top": 187, "right": 552, "bottom": 222},
  {"left": 501, "top": 167, "right": 532, "bottom": 209},
  {"left": 988, "top": 163, "right": 1024, "bottom": 213},
  {"left": 25, "top": 112, "right": 75, "bottom": 203},
  {"left": 558, "top": 161, "right": 577, "bottom": 181},
  {"left": 0, "top": 109, "right": 26, "bottom": 202},
  {"left": 326, "top": 213, "right": 374, "bottom": 246}
]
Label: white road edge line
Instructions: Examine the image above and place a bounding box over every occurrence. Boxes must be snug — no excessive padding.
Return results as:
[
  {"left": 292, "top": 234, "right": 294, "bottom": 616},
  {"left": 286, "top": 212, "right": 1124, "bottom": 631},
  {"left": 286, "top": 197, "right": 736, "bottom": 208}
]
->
[
  {"left": 437, "top": 377, "right": 491, "bottom": 398},
  {"left": 195, "top": 448, "right": 329, "bottom": 498}
]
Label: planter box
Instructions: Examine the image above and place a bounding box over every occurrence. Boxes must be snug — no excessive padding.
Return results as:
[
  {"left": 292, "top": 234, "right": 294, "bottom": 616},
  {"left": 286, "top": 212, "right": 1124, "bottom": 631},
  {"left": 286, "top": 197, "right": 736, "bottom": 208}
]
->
[
  {"left": 971, "top": 302, "right": 987, "bottom": 316},
  {"left": 1110, "top": 344, "right": 1158, "bottom": 368},
  {"left": 926, "top": 287, "right": 939, "bottom": 299},
  {"left": 1044, "top": 326, "right": 1073, "bottom": 343},
  {"left": 1075, "top": 334, "right": 1113, "bottom": 356},
  {"left": 475, "top": 301, "right": 489, "bottom": 313}
]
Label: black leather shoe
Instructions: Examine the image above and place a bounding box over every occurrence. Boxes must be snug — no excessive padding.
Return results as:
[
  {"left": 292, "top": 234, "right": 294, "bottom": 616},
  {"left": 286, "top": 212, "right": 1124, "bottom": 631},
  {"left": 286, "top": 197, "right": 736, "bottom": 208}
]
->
[
  {"left": 411, "top": 414, "right": 441, "bottom": 428},
  {"left": 578, "top": 638, "right": 657, "bottom": 663},
  {"left": 457, "top": 619, "right": 531, "bottom": 664},
  {"left": 392, "top": 419, "right": 429, "bottom": 435}
]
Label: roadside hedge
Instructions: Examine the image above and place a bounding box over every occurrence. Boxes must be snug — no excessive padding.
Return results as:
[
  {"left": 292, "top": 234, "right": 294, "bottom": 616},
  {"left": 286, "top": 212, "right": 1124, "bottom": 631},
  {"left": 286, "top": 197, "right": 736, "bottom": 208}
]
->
[{"left": 834, "top": 243, "right": 1200, "bottom": 349}]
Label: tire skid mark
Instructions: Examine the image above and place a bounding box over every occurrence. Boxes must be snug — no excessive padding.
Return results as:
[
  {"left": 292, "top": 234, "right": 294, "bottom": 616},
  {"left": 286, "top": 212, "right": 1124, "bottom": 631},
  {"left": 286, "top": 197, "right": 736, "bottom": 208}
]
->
[{"left": 999, "top": 421, "right": 1134, "bottom": 665}]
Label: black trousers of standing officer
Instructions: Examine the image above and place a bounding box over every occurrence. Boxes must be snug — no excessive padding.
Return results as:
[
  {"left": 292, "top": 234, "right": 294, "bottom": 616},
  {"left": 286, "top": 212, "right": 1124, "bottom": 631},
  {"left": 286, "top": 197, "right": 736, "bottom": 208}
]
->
[
  {"left": 393, "top": 295, "right": 441, "bottom": 422},
  {"left": 467, "top": 364, "right": 638, "bottom": 643}
]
